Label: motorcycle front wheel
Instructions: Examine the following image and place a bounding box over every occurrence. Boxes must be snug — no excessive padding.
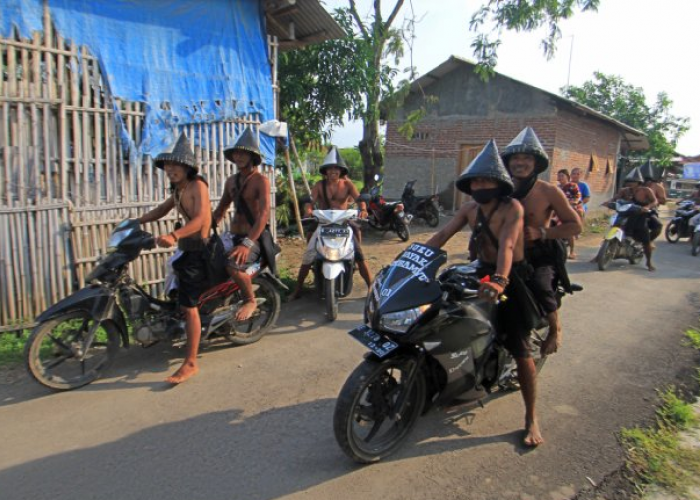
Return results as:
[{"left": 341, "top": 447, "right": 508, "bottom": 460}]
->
[
  {"left": 395, "top": 221, "right": 410, "bottom": 242},
  {"left": 692, "top": 232, "right": 700, "bottom": 256},
  {"left": 325, "top": 278, "right": 338, "bottom": 321},
  {"left": 597, "top": 239, "right": 617, "bottom": 271},
  {"left": 225, "top": 276, "right": 281, "bottom": 345},
  {"left": 424, "top": 204, "right": 440, "bottom": 227},
  {"left": 25, "top": 310, "right": 121, "bottom": 390},
  {"left": 665, "top": 221, "right": 680, "bottom": 243},
  {"left": 334, "top": 357, "right": 426, "bottom": 463}
]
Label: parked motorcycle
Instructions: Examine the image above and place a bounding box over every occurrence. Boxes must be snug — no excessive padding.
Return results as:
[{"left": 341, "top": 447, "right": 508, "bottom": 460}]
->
[
  {"left": 333, "top": 243, "right": 562, "bottom": 463},
  {"left": 306, "top": 209, "right": 363, "bottom": 321},
  {"left": 595, "top": 200, "right": 645, "bottom": 271},
  {"left": 401, "top": 180, "right": 440, "bottom": 228},
  {"left": 25, "top": 219, "right": 283, "bottom": 390},
  {"left": 367, "top": 186, "right": 412, "bottom": 242},
  {"left": 665, "top": 199, "right": 699, "bottom": 243}
]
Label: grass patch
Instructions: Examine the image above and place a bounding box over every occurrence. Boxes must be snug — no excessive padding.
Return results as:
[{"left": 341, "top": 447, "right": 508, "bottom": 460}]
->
[
  {"left": 584, "top": 213, "right": 610, "bottom": 235},
  {"left": 621, "top": 388, "right": 700, "bottom": 496},
  {"left": 276, "top": 266, "right": 298, "bottom": 301},
  {"left": 684, "top": 327, "right": 700, "bottom": 350},
  {"left": 0, "top": 331, "right": 28, "bottom": 367}
]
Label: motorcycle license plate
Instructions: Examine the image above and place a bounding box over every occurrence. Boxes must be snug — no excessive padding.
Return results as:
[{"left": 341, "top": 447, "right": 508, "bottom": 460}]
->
[{"left": 348, "top": 325, "right": 398, "bottom": 358}]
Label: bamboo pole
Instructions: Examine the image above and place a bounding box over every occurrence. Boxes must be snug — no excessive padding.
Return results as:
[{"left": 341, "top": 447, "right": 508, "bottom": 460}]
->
[
  {"left": 290, "top": 135, "right": 311, "bottom": 196},
  {"left": 283, "top": 145, "right": 304, "bottom": 239}
]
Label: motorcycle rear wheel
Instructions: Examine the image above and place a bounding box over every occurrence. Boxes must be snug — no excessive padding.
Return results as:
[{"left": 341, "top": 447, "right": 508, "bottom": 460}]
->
[
  {"left": 424, "top": 205, "right": 440, "bottom": 227},
  {"left": 334, "top": 357, "right": 426, "bottom": 463},
  {"left": 665, "top": 221, "right": 680, "bottom": 243},
  {"left": 395, "top": 221, "right": 410, "bottom": 242},
  {"left": 325, "top": 278, "right": 338, "bottom": 321},
  {"left": 692, "top": 232, "right": 700, "bottom": 256},
  {"left": 597, "top": 239, "right": 617, "bottom": 271},
  {"left": 225, "top": 276, "right": 281, "bottom": 345},
  {"left": 25, "top": 310, "right": 120, "bottom": 391}
]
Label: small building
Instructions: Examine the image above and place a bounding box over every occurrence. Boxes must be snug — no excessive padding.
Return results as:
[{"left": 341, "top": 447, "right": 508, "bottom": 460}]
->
[{"left": 383, "top": 56, "right": 648, "bottom": 210}]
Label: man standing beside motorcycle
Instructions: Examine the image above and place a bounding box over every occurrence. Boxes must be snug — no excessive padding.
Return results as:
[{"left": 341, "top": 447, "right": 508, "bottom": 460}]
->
[
  {"left": 607, "top": 167, "right": 659, "bottom": 271},
  {"left": 426, "top": 139, "right": 550, "bottom": 447},
  {"left": 138, "top": 132, "right": 212, "bottom": 384},
  {"left": 502, "top": 127, "right": 582, "bottom": 361},
  {"left": 640, "top": 160, "right": 666, "bottom": 242},
  {"left": 213, "top": 127, "right": 272, "bottom": 322},
  {"left": 289, "top": 146, "right": 372, "bottom": 300}
]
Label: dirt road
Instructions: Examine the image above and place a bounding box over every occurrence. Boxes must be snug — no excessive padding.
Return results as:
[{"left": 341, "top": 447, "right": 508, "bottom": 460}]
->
[{"left": 1, "top": 221, "right": 698, "bottom": 500}]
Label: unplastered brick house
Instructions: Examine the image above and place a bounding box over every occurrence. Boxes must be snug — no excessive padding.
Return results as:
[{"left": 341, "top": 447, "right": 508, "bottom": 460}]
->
[{"left": 383, "top": 56, "right": 648, "bottom": 210}]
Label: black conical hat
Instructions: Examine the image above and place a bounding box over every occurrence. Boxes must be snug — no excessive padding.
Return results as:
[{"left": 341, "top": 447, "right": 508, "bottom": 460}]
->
[
  {"left": 154, "top": 132, "right": 197, "bottom": 172},
  {"left": 224, "top": 127, "right": 262, "bottom": 166},
  {"left": 501, "top": 126, "right": 549, "bottom": 174},
  {"left": 455, "top": 140, "right": 513, "bottom": 196},
  {"left": 319, "top": 146, "right": 349, "bottom": 177},
  {"left": 624, "top": 167, "right": 644, "bottom": 183},
  {"left": 639, "top": 159, "right": 658, "bottom": 181}
]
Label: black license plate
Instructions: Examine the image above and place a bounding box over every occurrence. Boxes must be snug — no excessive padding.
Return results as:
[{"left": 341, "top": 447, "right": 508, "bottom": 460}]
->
[{"left": 348, "top": 325, "right": 398, "bottom": 358}]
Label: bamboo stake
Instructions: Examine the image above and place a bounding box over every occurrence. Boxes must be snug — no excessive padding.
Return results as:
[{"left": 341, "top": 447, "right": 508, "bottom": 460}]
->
[
  {"left": 290, "top": 135, "right": 311, "bottom": 196},
  {"left": 284, "top": 145, "right": 304, "bottom": 239}
]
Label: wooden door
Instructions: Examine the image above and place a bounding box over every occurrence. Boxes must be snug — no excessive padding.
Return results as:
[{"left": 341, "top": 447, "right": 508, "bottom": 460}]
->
[{"left": 454, "top": 145, "right": 482, "bottom": 209}]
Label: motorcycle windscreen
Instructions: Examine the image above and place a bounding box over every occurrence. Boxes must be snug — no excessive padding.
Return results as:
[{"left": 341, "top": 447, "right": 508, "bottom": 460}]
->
[{"left": 375, "top": 243, "right": 446, "bottom": 314}]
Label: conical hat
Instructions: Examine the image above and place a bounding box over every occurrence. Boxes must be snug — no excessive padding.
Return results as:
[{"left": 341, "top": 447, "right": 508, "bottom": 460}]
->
[
  {"left": 455, "top": 140, "right": 513, "bottom": 196},
  {"left": 154, "top": 132, "right": 197, "bottom": 172},
  {"left": 624, "top": 167, "right": 644, "bottom": 183},
  {"left": 319, "top": 146, "right": 349, "bottom": 177},
  {"left": 224, "top": 127, "right": 262, "bottom": 166},
  {"left": 639, "top": 159, "right": 658, "bottom": 181},
  {"left": 501, "top": 126, "right": 549, "bottom": 174}
]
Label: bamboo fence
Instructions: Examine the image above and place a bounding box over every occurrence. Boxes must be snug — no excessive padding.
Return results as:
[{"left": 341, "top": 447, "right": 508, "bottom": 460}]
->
[{"left": 0, "top": 10, "right": 278, "bottom": 334}]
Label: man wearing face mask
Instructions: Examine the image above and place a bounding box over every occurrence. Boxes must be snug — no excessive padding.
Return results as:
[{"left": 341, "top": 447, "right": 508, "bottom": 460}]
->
[
  {"left": 502, "top": 127, "right": 582, "bottom": 359},
  {"left": 427, "top": 140, "right": 549, "bottom": 447}
]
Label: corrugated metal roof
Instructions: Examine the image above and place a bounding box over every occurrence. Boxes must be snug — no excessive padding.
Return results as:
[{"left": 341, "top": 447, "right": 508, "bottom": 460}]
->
[
  {"left": 265, "top": 0, "right": 345, "bottom": 50},
  {"left": 409, "top": 55, "right": 649, "bottom": 151}
]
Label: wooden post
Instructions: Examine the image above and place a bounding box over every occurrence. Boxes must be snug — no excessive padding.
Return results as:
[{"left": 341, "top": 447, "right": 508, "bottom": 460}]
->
[
  {"left": 284, "top": 145, "right": 304, "bottom": 240},
  {"left": 290, "top": 135, "right": 311, "bottom": 196}
]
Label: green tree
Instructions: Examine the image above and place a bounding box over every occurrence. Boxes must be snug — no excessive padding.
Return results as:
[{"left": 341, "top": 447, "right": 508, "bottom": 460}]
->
[
  {"left": 470, "top": 0, "right": 601, "bottom": 77},
  {"left": 562, "top": 72, "right": 689, "bottom": 165}
]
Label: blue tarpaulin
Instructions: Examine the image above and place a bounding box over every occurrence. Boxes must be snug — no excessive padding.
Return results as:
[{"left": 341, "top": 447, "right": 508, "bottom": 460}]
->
[
  {"left": 1, "top": 0, "right": 276, "bottom": 163},
  {"left": 683, "top": 164, "right": 700, "bottom": 180}
]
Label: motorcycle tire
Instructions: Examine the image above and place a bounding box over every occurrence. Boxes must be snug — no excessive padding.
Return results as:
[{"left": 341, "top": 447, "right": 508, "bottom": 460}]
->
[
  {"left": 424, "top": 205, "right": 440, "bottom": 228},
  {"left": 325, "top": 278, "right": 338, "bottom": 321},
  {"left": 25, "top": 310, "right": 120, "bottom": 391},
  {"left": 665, "top": 221, "right": 681, "bottom": 243},
  {"left": 333, "top": 356, "right": 426, "bottom": 463},
  {"left": 395, "top": 221, "right": 410, "bottom": 242},
  {"left": 368, "top": 214, "right": 381, "bottom": 230},
  {"left": 225, "top": 276, "right": 281, "bottom": 346},
  {"left": 692, "top": 232, "right": 700, "bottom": 256},
  {"left": 597, "top": 239, "right": 617, "bottom": 271}
]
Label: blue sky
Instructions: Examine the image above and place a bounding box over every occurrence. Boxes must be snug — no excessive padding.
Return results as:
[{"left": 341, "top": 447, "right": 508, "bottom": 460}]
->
[{"left": 322, "top": 0, "right": 699, "bottom": 155}]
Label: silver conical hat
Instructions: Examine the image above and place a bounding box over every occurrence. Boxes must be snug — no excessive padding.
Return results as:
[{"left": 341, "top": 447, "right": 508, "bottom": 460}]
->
[
  {"left": 455, "top": 139, "right": 513, "bottom": 196},
  {"left": 224, "top": 127, "right": 262, "bottom": 166},
  {"left": 624, "top": 167, "right": 644, "bottom": 183},
  {"left": 154, "top": 132, "right": 197, "bottom": 172},
  {"left": 319, "top": 146, "right": 349, "bottom": 177},
  {"left": 501, "top": 126, "right": 549, "bottom": 174}
]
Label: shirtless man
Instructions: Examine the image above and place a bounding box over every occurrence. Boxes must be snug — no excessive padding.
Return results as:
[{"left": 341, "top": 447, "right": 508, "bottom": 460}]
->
[
  {"left": 640, "top": 160, "right": 666, "bottom": 241},
  {"left": 502, "top": 127, "right": 582, "bottom": 358},
  {"left": 289, "top": 146, "right": 372, "bottom": 300},
  {"left": 213, "top": 127, "right": 271, "bottom": 321},
  {"left": 607, "top": 167, "right": 658, "bottom": 271},
  {"left": 139, "top": 132, "right": 212, "bottom": 384},
  {"left": 426, "top": 140, "right": 547, "bottom": 447}
]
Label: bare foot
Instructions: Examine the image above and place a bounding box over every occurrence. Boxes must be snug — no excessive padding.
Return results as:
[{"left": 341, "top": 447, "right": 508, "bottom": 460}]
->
[
  {"left": 524, "top": 418, "right": 544, "bottom": 447},
  {"left": 166, "top": 362, "right": 199, "bottom": 384},
  {"left": 235, "top": 300, "right": 257, "bottom": 321},
  {"left": 647, "top": 262, "right": 656, "bottom": 272},
  {"left": 288, "top": 288, "right": 304, "bottom": 302},
  {"left": 569, "top": 252, "right": 577, "bottom": 260}
]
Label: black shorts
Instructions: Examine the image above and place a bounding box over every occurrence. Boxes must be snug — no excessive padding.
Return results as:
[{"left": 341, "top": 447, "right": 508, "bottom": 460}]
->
[
  {"left": 172, "top": 251, "right": 209, "bottom": 308},
  {"left": 226, "top": 234, "right": 261, "bottom": 271},
  {"left": 624, "top": 213, "right": 651, "bottom": 245}
]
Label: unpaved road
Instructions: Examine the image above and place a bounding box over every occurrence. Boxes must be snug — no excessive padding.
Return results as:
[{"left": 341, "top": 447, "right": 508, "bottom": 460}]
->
[{"left": 1, "top": 219, "right": 699, "bottom": 500}]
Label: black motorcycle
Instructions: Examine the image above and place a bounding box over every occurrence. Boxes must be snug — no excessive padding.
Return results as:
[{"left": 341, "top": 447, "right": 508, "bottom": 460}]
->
[
  {"left": 665, "top": 199, "right": 699, "bottom": 243},
  {"left": 367, "top": 186, "right": 412, "bottom": 242},
  {"left": 24, "top": 219, "right": 283, "bottom": 390},
  {"left": 333, "top": 243, "right": 576, "bottom": 463},
  {"left": 401, "top": 180, "right": 440, "bottom": 228}
]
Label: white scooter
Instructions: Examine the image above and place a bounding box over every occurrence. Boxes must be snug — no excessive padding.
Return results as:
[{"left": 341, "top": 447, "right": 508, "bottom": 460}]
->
[{"left": 310, "top": 209, "right": 360, "bottom": 321}]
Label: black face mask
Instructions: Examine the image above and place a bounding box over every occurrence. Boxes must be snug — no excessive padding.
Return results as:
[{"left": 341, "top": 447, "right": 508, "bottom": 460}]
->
[{"left": 471, "top": 188, "right": 501, "bottom": 204}]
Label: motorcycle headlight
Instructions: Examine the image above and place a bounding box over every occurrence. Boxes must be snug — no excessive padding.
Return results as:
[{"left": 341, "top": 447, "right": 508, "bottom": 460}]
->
[
  {"left": 380, "top": 304, "right": 431, "bottom": 334},
  {"left": 320, "top": 247, "right": 342, "bottom": 261}
]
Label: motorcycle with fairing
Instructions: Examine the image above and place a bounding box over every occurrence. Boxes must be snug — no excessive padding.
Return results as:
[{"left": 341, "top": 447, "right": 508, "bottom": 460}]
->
[
  {"left": 333, "top": 242, "right": 569, "bottom": 463},
  {"left": 24, "top": 218, "right": 283, "bottom": 390}
]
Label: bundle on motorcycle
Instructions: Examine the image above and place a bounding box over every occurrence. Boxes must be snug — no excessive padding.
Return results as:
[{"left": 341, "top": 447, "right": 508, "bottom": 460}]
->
[
  {"left": 24, "top": 218, "right": 283, "bottom": 391},
  {"left": 401, "top": 180, "right": 440, "bottom": 228},
  {"left": 595, "top": 200, "right": 646, "bottom": 271},
  {"left": 333, "top": 242, "right": 561, "bottom": 463}
]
